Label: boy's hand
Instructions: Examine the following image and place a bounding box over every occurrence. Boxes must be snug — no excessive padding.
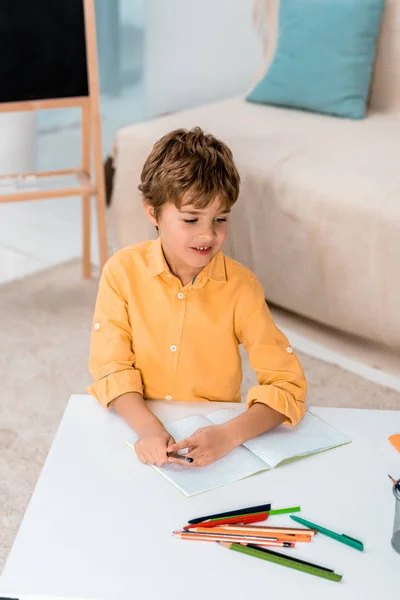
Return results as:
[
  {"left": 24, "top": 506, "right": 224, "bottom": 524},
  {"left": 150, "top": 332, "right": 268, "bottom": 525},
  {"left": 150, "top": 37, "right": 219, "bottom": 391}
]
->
[
  {"left": 134, "top": 427, "right": 175, "bottom": 467},
  {"left": 167, "top": 424, "right": 235, "bottom": 467}
]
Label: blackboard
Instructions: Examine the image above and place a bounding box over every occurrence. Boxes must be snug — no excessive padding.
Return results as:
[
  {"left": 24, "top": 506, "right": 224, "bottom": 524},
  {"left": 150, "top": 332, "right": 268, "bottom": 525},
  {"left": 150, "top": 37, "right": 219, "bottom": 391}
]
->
[{"left": 0, "top": 0, "right": 89, "bottom": 103}]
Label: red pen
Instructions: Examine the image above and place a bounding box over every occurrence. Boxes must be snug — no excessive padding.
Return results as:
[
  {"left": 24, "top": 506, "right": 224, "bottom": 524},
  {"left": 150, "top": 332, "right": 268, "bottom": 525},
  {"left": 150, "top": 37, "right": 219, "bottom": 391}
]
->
[{"left": 183, "top": 511, "right": 269, "bottom": 531}]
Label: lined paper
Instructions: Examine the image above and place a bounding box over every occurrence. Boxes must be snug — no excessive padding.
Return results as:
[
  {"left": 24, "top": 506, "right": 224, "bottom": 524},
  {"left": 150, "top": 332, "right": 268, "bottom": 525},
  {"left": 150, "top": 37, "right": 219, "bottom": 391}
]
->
[
  {"left": 208, "top": 410, "right": 352, "bottom": 468},
  {"left": 126, "top": 416, "right": 265, "bottom": 496},
  {"left": 149, "top": 447, "right": 265, "bottom": 496},
  {"left": 126, "top": 410, "right": 351, "bottom": 496}
]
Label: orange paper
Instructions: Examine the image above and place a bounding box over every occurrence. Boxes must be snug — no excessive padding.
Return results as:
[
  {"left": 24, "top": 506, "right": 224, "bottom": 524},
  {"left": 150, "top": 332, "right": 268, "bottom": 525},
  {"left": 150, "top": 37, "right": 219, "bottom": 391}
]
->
[{"left": 389, "top": 434, "right": 400, "bottom": 452}]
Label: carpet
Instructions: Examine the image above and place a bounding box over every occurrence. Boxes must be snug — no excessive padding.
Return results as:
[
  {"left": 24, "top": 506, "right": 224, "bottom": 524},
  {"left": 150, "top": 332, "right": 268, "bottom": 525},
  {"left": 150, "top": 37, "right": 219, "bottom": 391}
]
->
[{"left": 1, "top": 259, "right": 399, "bottom": 572}]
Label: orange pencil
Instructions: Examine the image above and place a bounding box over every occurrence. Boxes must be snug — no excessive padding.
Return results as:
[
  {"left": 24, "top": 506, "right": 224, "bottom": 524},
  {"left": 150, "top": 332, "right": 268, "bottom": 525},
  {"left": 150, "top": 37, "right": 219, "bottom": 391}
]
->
[
  {"left": 179, "top": 530, "right": 279, "bottom": 542},
  {"left": 217, "top": 525, "right": 316, "bottom": 536},
  {"left": 189, "top": 526, "right": 312, "bottom": 543},
  {"left": 190, "top": 525, "right": 315, "bottom": 537},
  {"left": 173, "top": 531, "right": 295, "bottom": 548}
]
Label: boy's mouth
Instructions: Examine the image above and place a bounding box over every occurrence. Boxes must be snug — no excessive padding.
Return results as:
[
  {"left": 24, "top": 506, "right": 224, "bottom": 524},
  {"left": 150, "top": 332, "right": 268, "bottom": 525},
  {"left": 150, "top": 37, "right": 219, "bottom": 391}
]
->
[{"left": 190, "top": 245, "right": 213, "bottom": 256}]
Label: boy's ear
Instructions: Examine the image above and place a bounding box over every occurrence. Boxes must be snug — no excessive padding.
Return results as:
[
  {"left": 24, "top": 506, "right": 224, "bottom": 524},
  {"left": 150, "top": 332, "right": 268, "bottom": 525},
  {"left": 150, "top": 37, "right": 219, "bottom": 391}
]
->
[{"left": 143, "top": 201, "right": 158, "bottom": 227}]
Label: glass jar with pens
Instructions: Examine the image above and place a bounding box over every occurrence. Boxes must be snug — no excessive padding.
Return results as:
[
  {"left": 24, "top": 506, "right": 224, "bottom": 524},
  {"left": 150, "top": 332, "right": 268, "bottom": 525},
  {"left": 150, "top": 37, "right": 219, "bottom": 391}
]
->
[{"left": 389, "top": 475, "right": 400, "bottom": 554}]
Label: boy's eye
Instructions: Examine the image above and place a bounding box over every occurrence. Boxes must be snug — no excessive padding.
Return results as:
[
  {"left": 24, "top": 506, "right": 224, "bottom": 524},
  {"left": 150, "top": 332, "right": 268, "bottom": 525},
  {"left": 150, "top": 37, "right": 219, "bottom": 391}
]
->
[{"left": 182, "top": 217, "right": 228, "bottom": 224}]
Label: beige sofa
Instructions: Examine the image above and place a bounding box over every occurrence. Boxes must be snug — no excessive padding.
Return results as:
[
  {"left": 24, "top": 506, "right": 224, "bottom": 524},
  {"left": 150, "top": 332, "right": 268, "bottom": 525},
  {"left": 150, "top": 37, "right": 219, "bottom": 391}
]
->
[{"left": 111, "top": 0, "right": 400, "bottom": 349}]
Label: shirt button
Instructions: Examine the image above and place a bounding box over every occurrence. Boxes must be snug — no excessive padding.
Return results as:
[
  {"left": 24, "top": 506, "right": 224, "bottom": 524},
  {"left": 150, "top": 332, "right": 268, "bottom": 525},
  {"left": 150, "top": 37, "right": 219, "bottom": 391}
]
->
[
  {"left": 170, "top": 345, "right": 177, "bottom": 352},
  {"left": 177, "top": 292, "right": 184, "bottom": 299},
  {"left": 287, "top": 346, "right": 293, "bottom": 354},
  {"left": 166, "top": 273, "right": 172, "bottom": 278},
  {"left": 165, "top": 395, "right": 172, "bottom": 401},
  {"left": 94, "top": 322, "right": 100, "bottom": 330}
]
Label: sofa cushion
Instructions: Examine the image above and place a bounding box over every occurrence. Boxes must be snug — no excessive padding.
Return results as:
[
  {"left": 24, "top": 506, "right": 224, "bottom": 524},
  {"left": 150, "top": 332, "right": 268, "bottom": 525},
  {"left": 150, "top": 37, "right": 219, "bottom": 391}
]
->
[
  {"left": 112, "top": 97, "right": 400, "bottom": 346},
  {"left": 254, "top": 0, "right": 400, "bottom": 115},
  {"left": 247, "top": 0, "right": 385, "bottom": 119}
]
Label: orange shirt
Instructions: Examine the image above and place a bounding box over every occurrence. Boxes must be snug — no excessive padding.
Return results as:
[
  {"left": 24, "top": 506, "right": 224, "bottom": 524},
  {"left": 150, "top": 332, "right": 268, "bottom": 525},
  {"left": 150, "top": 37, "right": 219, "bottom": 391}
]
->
[{"left": 87, "top": 238, "right": 307, "bottom": 425}]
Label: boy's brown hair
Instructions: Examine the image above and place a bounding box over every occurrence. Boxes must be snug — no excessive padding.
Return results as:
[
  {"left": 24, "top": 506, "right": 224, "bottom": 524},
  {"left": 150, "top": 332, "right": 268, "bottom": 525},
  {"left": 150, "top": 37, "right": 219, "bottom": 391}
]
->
[{"left": 138, "top": 127, "right": 240, "bottom": 219}]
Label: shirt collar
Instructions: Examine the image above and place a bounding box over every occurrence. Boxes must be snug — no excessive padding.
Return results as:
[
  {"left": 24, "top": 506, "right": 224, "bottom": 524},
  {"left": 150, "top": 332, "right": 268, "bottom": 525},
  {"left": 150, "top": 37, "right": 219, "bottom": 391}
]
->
[
  {"left": 148, "top": 237, "right": 170, "bottom": 276},
  {"left": 200, "top": 249, "right": 227, "bottom": 282},
  {"left": 148, "top": 237, "right": 227, "bottom": 282}
]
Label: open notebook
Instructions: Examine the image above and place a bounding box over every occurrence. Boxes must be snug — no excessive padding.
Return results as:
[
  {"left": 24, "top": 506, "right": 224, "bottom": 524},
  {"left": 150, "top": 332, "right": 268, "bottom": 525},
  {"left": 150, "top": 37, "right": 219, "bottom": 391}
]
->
[{"left": 126, "top": 409, "right": 351, "bottom": 497}]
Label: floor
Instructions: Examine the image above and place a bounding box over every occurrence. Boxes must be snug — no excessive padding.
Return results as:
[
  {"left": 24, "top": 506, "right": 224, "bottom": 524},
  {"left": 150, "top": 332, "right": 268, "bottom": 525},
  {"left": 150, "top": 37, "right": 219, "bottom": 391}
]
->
[{"left": 1, "top": 96, "right": 399, "bottom": 395}]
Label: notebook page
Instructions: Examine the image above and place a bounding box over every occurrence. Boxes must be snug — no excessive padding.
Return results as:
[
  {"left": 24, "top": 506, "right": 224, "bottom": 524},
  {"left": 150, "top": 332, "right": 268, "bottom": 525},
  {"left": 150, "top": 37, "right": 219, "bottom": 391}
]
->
[
  {"left": 166, "top": 415, "right": 214, "bottom": 441},
  {"left": 241, "top": 411, "right": 351, "bottom": 468},
  {"left": 126, "top": 415, "right": 211, "bottom": 460},
  {"left": 126, "top": 414, "right": 266, "bottom": 496},
  {"left": 149, "top": 446, "right": 266, "bottom": 496}
]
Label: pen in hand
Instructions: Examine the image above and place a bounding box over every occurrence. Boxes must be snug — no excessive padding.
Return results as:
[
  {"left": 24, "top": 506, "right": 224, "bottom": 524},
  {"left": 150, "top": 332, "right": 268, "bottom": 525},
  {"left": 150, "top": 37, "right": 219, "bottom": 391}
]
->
[{"left": 167, "top": 451, "right": 193, "bottom": 463}]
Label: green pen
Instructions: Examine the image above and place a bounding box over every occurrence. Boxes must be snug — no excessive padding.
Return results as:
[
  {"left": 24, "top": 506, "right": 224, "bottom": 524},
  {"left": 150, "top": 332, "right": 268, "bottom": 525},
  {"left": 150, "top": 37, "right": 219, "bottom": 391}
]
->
[
  {"left": 269, "top": 506, "right": 301, "bottom": 516},
  {"left": 208, "top": 506, "right": 301, "bottom": 522},
  {"left": 290, "top": 515, "right": 364, "bottom": 551}
]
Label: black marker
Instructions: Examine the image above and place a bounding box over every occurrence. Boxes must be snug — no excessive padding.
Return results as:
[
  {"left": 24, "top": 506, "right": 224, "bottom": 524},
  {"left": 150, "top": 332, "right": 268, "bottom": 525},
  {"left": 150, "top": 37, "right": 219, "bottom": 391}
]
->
[{"left": 167, "top": 451, "right": 193, "bottom": 463}]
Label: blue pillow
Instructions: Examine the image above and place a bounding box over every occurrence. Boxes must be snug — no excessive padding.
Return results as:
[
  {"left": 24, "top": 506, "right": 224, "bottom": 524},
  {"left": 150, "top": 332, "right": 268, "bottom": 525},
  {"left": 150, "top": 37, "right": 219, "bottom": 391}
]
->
[{"left": 246, "top": 0, "right": 385, "bottom": 119}]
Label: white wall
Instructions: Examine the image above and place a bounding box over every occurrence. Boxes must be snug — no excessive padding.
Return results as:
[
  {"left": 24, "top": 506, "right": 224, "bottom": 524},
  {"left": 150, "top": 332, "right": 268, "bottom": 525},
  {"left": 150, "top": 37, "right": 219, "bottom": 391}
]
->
[
  {"left": 121, "top": 0, "right": 145, "bottom": 28},
  {"left": 145, "top": 0, "right": 262, "bottom": 118},
  {"left": 0, "top": 113, "right": 36, "bottom": 175}
]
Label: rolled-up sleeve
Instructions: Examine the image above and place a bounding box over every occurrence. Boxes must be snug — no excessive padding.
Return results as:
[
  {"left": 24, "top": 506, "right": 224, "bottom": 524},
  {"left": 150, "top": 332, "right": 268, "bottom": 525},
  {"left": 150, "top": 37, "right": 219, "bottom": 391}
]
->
[
  {"left": 236, "top": 277, "right": 307, "bottom": 426},
  {"left": 86, "top": 258, "right": 143, "bottom": 407}
]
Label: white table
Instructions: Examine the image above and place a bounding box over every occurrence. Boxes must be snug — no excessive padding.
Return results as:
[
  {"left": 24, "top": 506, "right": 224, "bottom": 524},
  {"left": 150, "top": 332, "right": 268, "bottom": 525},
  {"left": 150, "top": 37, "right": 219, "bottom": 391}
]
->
[{"left": 1, "top": 395, "right": 399, "bottom": 600}]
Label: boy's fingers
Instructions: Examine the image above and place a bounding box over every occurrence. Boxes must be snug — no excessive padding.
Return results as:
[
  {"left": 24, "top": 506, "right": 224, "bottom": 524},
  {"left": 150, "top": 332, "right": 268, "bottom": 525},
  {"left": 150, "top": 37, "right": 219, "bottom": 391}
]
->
[
  {"left": 167, "top": 445, "right": 203, "bottom": 464},
  {"left": 183, "top": 448, "right": 203, "bottom": 462},
  {"left": 167, "top": 454, "right": 196, "bottom": 467},
  {"left": 167, "top": 437, "right": 193, "bottom": 453},
  {"left": 144, "top": 452, "right": 156, "bottom": 465},
  {"left": 135, "top": 443, "right": 147, "bottom": 463},
  {"left": 155, "top": 448, "right": 169, "bottom": 467},
  {"left": 136, "top": 451, "right": 147, "bottom": 464}
]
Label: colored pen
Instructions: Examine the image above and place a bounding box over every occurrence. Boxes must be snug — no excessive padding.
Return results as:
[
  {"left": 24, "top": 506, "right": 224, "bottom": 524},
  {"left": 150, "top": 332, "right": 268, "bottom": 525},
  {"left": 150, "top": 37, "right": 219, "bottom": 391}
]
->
[
  {"left": 174, "top": 532, "right": 294, "bottom": 548},
  {"left": 220, "top": 542, "right": 342, "bottom": 582},
  {"left": 180, "top": 530, "right": 279, "bottom": 541},
  {"left": 208, "top": 510, "right": 270, "bottom": 523},
  {"left": 268, "top": 506, "right": 301, "bottom": 516},
  {"left": 188, "top": 503, "right": 271, "bottom": 525},
  {"left": 189, "top": 527, "right": 311, "bottom": 543},
  {"left": 203, "top": 506, "right": 300, "bottom": 523},
  {"left": 290, "top": 515, "right": 364, "bottom": 551},
  {"left": 213, "top": 525, "right": 316, "bottom": 536},
  {"left": 183, "top": 512, "right": 269, "bottom": 530},
  {"left": 166, "top": 451, "right": 193, "bottom": 463}
]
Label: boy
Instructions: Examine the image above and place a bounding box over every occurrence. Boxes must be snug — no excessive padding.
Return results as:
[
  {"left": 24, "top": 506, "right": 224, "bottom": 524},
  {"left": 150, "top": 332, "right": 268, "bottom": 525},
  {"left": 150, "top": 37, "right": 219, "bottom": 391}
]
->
[{"left": 87, "top": 127, "right": 307, "bottom": 468}]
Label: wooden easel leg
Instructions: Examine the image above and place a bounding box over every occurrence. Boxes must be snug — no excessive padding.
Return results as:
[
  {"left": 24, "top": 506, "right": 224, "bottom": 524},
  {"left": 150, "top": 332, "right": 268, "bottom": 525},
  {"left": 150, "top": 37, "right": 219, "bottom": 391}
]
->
[
  {"left": 92, "top": 126, "right": 109, "bottom": 271},
  {"left": 84, "top": 0, "right": 108, "bottom": 273},
  {"left": 82, "top": 100, "right": 92, "bottom": 279},
  {"left": 82, "top": 194, "right": 91, "bottom": 279}
]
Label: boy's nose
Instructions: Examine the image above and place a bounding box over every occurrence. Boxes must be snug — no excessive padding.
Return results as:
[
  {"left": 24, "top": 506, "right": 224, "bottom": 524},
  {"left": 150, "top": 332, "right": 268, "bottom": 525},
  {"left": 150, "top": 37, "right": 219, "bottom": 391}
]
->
[{"left": 199, "top": 227, "right": 217, "bottom": 241}]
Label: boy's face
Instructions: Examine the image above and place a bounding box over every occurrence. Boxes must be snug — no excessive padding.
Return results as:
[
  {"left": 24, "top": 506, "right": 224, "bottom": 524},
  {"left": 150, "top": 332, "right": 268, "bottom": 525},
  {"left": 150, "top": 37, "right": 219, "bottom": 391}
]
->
[{"left": 145, "top": 197, "right": 230, "bottom": 277}]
